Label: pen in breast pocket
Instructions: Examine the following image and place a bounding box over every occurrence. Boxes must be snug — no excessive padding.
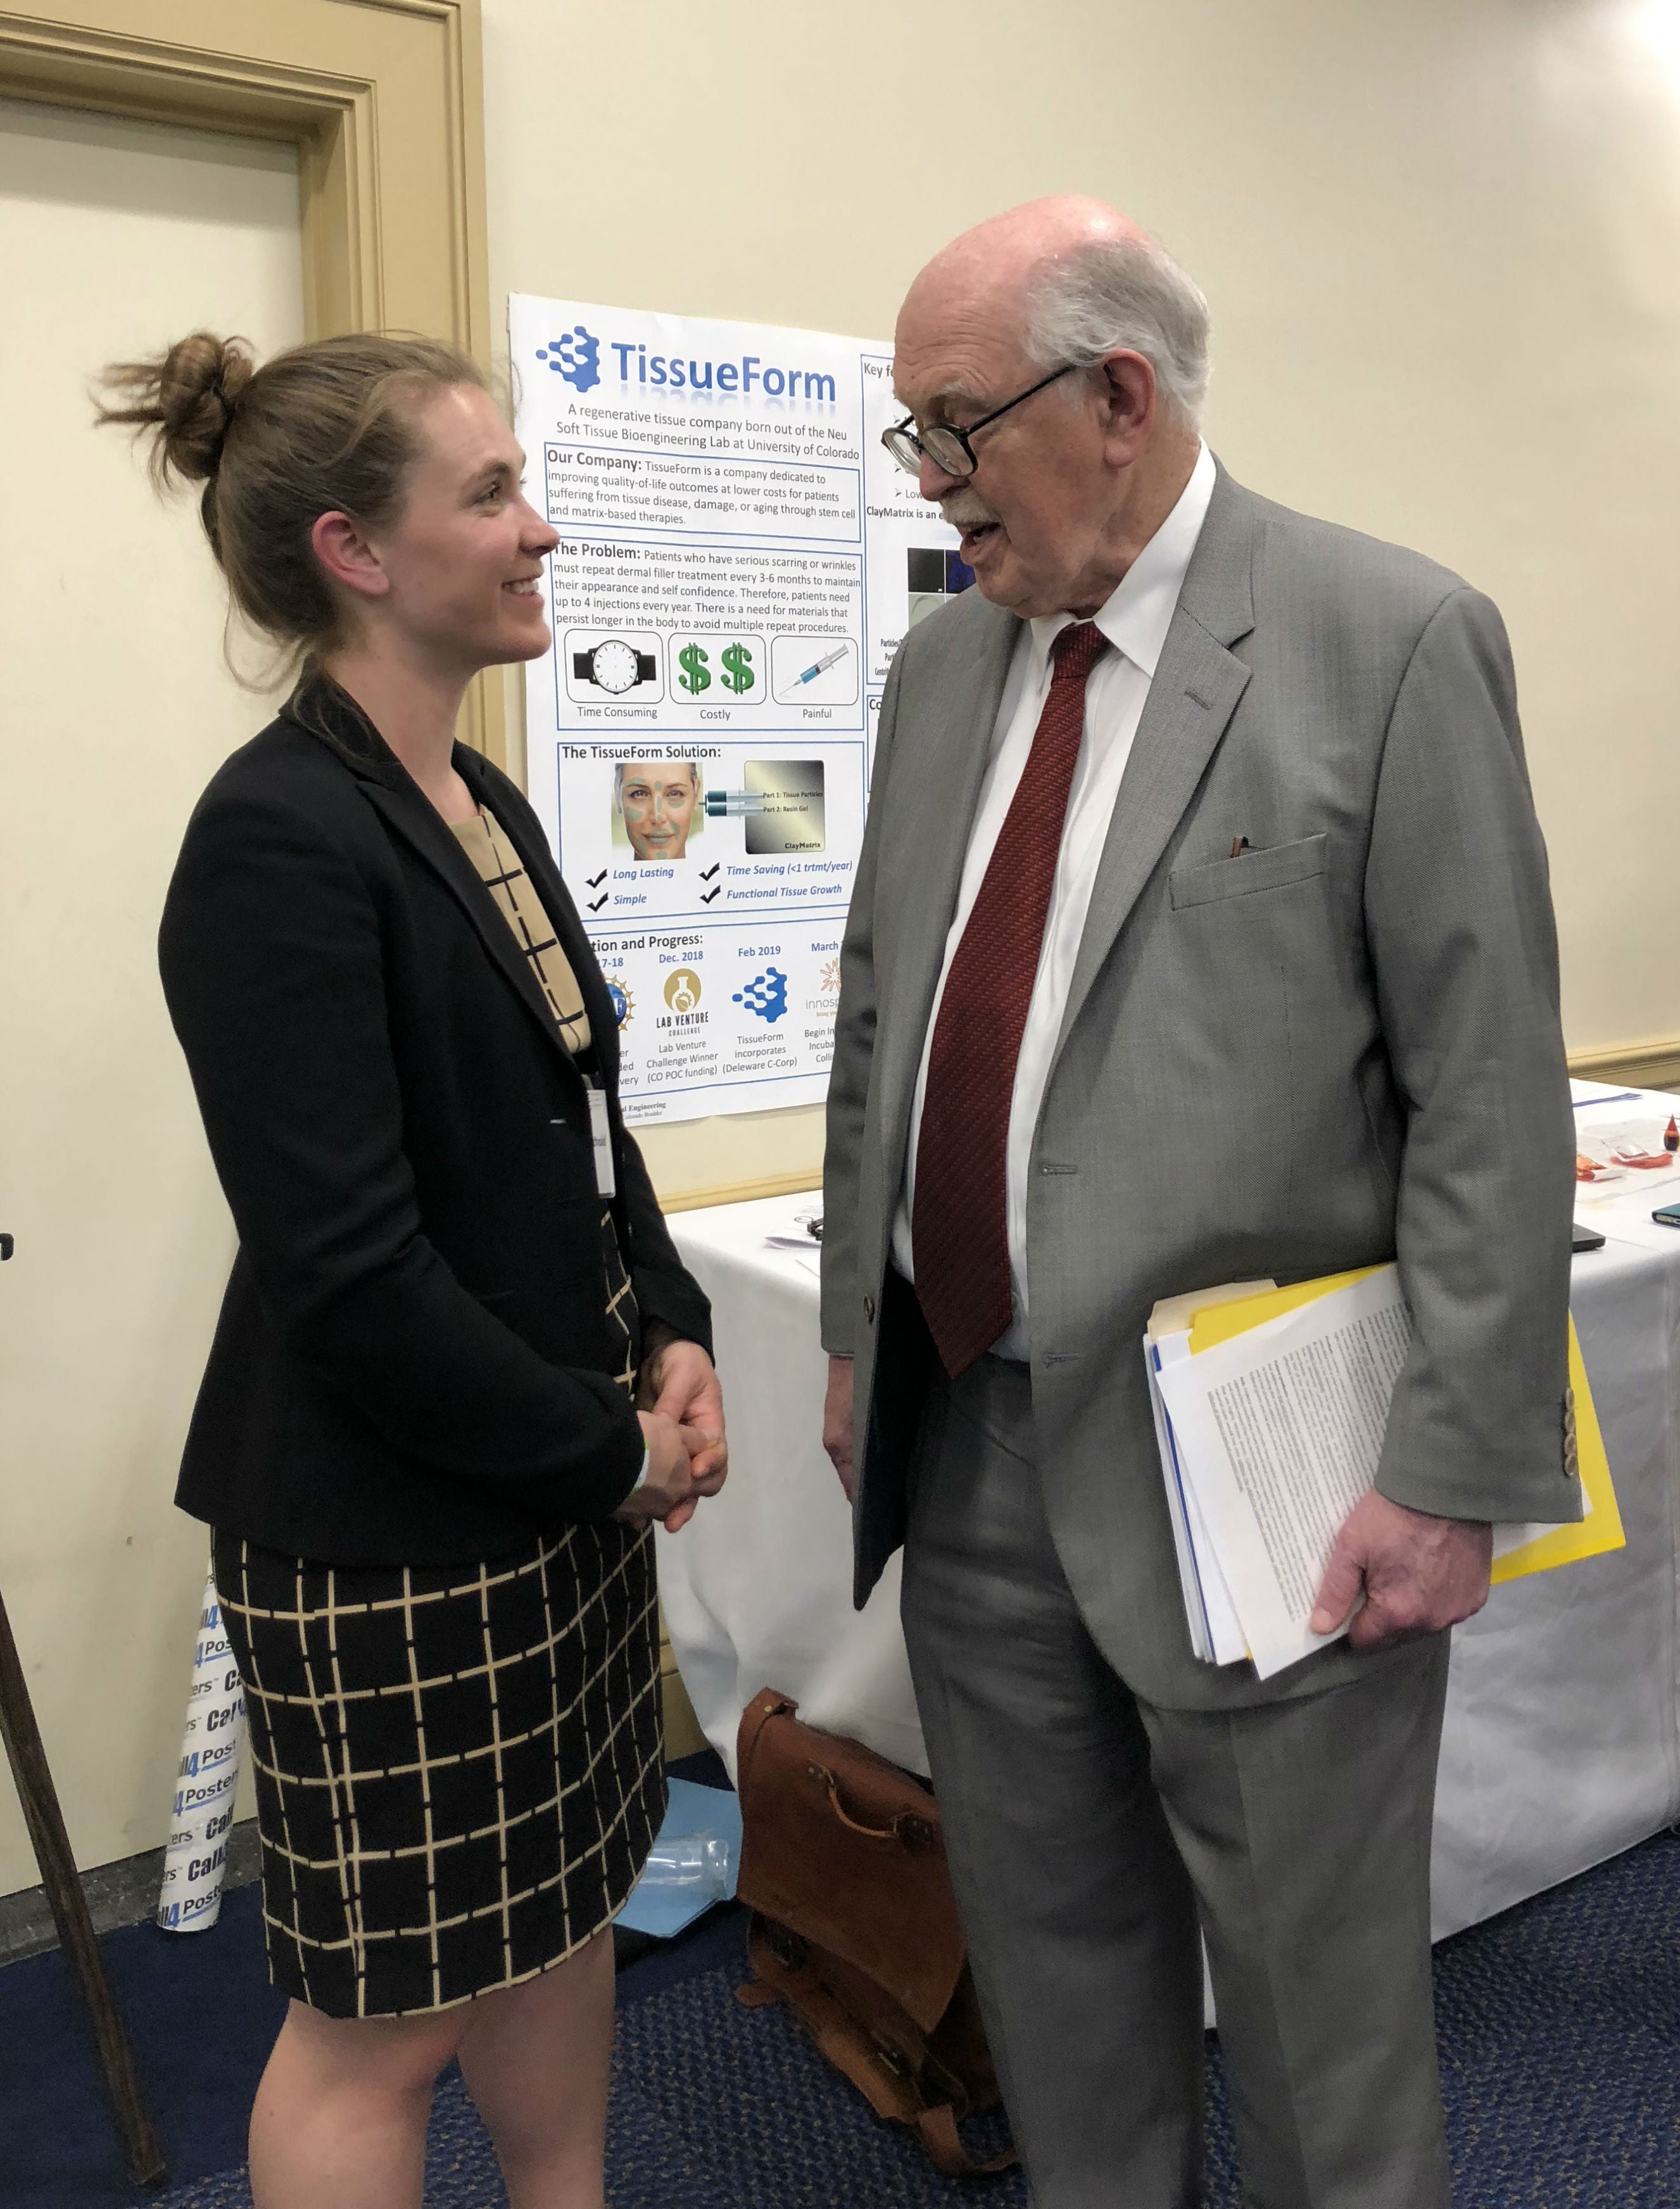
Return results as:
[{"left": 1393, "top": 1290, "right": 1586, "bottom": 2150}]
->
[{"left": 1228, "top": 835, "right": 1252, "bottom": 858}]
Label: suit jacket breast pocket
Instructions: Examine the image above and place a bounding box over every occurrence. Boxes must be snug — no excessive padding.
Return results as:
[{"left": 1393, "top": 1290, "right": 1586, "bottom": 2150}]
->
[{"left": 1168, "top": 832, "right": 1329, "bottom": 910}]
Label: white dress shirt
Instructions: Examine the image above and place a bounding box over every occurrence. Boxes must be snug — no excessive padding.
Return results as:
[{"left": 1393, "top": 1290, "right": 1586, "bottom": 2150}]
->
[{"left": 890, "top": 441, "right": 1216, "bottom": 1359}]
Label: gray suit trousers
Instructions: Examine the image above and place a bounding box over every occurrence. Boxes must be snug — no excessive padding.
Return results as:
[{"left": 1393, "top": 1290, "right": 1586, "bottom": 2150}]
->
[{"left": 901, "top": 1357, "right": 1453, "bottom": 2209}]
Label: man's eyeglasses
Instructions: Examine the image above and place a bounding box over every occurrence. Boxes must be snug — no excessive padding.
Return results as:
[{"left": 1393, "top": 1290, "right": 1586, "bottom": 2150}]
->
[{"left": 881, "top": 362, "right": 1080, "bottom": 479}]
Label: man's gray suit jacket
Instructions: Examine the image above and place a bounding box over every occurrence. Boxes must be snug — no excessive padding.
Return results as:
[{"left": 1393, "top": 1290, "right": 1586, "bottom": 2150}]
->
[{"left": 820, "top": 463, "right": 1579, "bottom": 1713}]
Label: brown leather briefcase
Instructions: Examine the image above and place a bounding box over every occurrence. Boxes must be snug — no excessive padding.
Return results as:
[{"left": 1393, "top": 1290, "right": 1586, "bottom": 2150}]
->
[{"left": 733, "top": 1687, "right": 1017, "bottom": 2178}]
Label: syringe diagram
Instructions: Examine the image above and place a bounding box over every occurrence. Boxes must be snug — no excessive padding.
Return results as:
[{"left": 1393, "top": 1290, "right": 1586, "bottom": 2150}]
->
[
  {"left": 770, "top": 636, "right": 856, "bottom": 706},
  {"left": 704, "top": 761, "right": 826, "bottom": 854}
]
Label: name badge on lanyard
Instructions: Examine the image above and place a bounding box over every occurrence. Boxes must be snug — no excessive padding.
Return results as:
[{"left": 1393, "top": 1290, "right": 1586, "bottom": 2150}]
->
[{"left": 586, "top": 1085, "right": 617, "bottom": 1199}]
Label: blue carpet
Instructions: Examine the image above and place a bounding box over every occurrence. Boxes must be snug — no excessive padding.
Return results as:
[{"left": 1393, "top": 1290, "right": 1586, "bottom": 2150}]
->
[
  {"left": 8, "top": 1825, "right": 1680, "bottom": 2205},
  {"left": 1, "top": 1882, "right": 285, "bottom": 2205}
]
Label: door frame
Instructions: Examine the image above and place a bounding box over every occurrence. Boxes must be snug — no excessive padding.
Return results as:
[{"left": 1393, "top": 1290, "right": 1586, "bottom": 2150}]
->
[{"left": 0, "top": 0, "right": 505, "bottom": 763}]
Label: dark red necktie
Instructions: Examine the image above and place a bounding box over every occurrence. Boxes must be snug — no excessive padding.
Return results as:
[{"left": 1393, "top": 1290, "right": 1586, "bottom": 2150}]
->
[{"left": 912, "top": 620, "right": 1110, "bottom": 1377}]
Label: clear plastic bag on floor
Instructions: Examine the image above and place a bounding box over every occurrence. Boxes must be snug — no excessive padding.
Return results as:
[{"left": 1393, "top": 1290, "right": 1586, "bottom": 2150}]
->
[{"left": 640, "top": 1834, "right": 733, "bottom": 1901}]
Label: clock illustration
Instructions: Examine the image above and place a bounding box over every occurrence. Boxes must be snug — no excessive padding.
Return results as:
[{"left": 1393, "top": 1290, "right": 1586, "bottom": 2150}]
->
[{"left": 572, "top": 638, "right": 657, "bottom": 694}]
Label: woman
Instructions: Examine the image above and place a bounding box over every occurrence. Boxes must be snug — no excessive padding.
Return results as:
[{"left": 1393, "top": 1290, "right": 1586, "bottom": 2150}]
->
[
  {"left": 99, "top": 331, "right": 726, "bottom": 2209},
  {"left": 616, "top": 758, "right": 700, "bottom": 860}
]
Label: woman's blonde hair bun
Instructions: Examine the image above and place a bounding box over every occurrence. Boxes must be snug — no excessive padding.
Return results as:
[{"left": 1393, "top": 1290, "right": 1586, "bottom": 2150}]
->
[{"left": 99, "top": 330, "right": 257, "bottom": 488}]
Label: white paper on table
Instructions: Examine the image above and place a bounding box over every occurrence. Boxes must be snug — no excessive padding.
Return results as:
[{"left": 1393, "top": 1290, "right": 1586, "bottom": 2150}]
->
[
  {"left": 1578, "top": 1210, "right": 1680, "bottom": 1257},
  {"left": 1571, "top": 1087, "right": 1679, "bottom": 1202},
  {"left": 1574, "top": 1118, "right": 1679, "bottom": 1178},
  {"left": 758, "top": 1196, "right": 824, "bottom": 1254},
  {"left": 1153, "top": 1267, "right": 1411, "bottom": 1679}
]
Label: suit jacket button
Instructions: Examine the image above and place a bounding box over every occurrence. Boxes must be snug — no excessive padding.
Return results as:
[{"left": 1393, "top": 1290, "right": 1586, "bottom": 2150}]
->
[{"left": 863, "top": 1293, "right": 876, "bottom": 1324}]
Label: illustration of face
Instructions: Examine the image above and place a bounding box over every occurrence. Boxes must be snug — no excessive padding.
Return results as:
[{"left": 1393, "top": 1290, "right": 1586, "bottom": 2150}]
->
[{"left": 619, "top": 761, "right": 698, "bottom": 860}]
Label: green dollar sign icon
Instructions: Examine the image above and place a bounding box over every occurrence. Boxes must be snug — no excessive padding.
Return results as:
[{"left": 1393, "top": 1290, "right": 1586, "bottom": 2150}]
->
[
  {"left": 677, "top": 642, "right": 711, "bottom": 695},
  {"left": 719, "top": 642, "right": 755, "bottom": 694}
]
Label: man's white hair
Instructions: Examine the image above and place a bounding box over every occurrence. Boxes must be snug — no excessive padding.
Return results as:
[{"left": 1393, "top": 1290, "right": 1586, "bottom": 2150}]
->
[{"left": 1024, "top": 234, "right": 1211, "bottom": 427}]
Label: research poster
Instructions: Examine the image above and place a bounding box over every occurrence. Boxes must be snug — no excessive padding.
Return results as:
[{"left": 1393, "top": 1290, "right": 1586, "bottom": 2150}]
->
[{"left": 510, "top": 293, "right": 964, "bottom": 1125}]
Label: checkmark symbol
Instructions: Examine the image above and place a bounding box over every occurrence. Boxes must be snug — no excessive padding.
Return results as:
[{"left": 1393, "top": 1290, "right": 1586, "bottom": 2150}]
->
[
  {"left": 588, "top": 892, "right": 609, "bottom": 913},
  {"left": 700, "top": 885, "right": 722, "bottom": 904},
  {"left": 586, "top": 869, "right": 608, "bottom": 889},
  {"left": 700, "top": 863, "right": 721, "bottom": 882}
]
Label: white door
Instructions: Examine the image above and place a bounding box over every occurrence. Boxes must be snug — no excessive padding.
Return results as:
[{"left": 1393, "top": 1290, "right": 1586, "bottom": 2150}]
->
[{"left": 0, "top": 97, "right": 305, "bottom": 1894}]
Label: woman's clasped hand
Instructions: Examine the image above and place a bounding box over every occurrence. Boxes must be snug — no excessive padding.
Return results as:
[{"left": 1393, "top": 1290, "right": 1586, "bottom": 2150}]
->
[
  {"left": 626, "top": 1326, "right": 729, "bottom": 1533},
  {"left": 624, "top": 1413, "right": 723, "bottom": 1533}
]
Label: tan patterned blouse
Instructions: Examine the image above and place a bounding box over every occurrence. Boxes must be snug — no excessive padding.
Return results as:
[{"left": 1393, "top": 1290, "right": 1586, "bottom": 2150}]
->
[
  {"left": 450, "top": 804, "right": 636, "bottom": 1396},
  {"left": 450, "top": 806, "right": 592, "bottom": 1056}
]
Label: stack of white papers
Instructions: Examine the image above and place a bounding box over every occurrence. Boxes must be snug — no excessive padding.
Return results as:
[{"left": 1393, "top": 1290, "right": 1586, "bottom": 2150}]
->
[
  {"left": 1145, "top": 1279, "right": 1274, "bottom": 1669},
  {"left": 1145, "top": 1266, "right": 1622, "bottom": 1681},
  {"left": 1148, "top": 1270, "right": 1406, "bottom": 1679}
]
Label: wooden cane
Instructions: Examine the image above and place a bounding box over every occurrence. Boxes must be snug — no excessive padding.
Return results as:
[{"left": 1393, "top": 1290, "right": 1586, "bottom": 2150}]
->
[{"left": 0, "top": 1572, "right": 168, "bottom": 2188}]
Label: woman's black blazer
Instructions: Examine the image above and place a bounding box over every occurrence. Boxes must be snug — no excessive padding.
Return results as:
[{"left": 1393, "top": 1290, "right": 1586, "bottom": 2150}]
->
[{"left": 159, "top": 672, "right": 712, "bottom": 1567}]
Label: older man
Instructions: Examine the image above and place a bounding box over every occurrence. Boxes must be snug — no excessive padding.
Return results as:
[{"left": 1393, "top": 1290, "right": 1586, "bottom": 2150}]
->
[{"left": 820, "top": 198, "right": 1576, "bottom": 2208}]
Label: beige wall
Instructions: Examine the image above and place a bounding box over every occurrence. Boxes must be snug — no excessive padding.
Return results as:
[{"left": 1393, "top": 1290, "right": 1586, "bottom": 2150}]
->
[
  {"left": 0, "top": 99, "right": 302, "bottom": 1893},
  {"left": 483, "top": 0, "right": 1679, "bottom": 1196},
  {"left": 1, "top": 0, "right": 1673, "bottom": 1892}
]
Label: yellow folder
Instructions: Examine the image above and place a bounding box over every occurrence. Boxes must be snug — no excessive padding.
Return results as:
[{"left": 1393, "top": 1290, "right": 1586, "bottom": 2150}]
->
[{"left": 1185, "top": 1269, "right": 1622, "bottom": 1585}]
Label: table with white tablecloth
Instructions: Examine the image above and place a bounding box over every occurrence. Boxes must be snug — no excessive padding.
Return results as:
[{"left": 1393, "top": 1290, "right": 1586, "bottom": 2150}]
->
[{"left": 659, "top": 1088, "right": 1680, "bottom": 1940}]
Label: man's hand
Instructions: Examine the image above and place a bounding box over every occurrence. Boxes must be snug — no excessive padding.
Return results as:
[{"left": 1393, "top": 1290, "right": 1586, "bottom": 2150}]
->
[
  {"left": 638, "top": 1326, "right": 727, "bottom": 1531},
  {"left": 1309, "top": 1490, "right": 1493, "bottom": 1652},
  {"left": 823, "top": 1355, "right": 856, "bottom": 1501}
]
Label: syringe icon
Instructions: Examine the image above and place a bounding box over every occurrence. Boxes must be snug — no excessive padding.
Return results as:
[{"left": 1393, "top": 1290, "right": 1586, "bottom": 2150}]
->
[
  {"left": 704, "top": 789, "right": 766, "bottom": 818},
  {"left": 785, "top": 643, "right": 850, "bottom": 688}
]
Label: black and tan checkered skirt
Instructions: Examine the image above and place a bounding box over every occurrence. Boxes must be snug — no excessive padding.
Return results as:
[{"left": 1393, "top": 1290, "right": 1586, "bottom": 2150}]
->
[{"left": 213, "top": 1517, "right": 666, "bottom": 2018}]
